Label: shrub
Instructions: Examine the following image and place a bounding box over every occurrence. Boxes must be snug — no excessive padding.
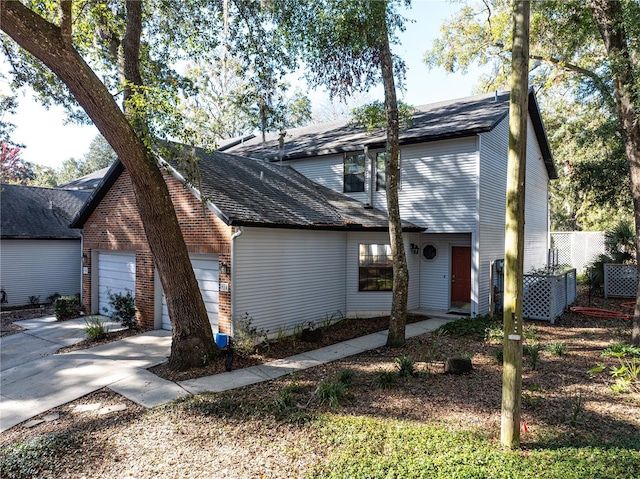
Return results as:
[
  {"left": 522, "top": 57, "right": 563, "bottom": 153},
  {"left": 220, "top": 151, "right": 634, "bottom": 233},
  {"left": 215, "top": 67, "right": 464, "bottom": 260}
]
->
[
  {"left": 546, "top": 342, "right": 568, "bottom": 357},
  {"left": 395, "top": 355, "right": 416, "bottom": 379},
  {"left": 104, "top": 290, "right": 136, "bottom": 329},
  {"left": 53, "top": 296, "right": 81, "bottom": 321},
  {"left": 316, "top": 379, "right": 347, "bottom": 407},
  {"left": 28, "top": 295, "right": 40, "bottom": 306},
  {"left": 84, "top": 316, "right": 108, "bottom": 340},
  {"left": 337, "top": 369, "right": 356, "bottom": 386},
  {"left": 374, "top": 370, "right": 399, "bottom": 389},
  {"left": 46, "top": 293, "right": 60, "bottom": 305},
  {"left": 232, "top": 312, "right": 268, "bottom": 356},
  {"left": 602, "top": 343, "right": 640, "bottom": 358}
]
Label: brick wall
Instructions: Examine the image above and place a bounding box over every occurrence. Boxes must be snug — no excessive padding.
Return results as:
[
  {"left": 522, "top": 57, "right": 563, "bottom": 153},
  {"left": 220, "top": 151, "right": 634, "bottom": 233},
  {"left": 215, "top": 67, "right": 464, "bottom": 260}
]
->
[{"left": 82, "top": 169, "right": 232, "bottom": 332}]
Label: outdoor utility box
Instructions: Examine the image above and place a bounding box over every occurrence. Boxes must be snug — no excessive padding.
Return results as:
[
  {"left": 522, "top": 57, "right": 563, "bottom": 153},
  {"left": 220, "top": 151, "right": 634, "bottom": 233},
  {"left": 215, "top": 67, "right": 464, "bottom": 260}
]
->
[{"left": 215, "top": 333, "right": 229, "bottom": 349}]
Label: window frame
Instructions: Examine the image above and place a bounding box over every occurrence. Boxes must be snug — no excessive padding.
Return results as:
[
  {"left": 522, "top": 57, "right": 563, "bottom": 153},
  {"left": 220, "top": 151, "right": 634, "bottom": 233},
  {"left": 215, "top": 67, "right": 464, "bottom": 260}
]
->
[
  {"left": 358, "top": 243, "right": 393, "bottom": 292},
  {"left": 343, "top": 152, "right": 366, "bottom": 193}
]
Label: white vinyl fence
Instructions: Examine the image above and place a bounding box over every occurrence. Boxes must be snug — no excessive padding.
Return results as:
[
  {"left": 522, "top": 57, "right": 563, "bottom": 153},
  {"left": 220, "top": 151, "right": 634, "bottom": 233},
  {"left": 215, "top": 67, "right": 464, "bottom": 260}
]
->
[{"left": 551, "top": 232, "right": 605, "bottom": 274}]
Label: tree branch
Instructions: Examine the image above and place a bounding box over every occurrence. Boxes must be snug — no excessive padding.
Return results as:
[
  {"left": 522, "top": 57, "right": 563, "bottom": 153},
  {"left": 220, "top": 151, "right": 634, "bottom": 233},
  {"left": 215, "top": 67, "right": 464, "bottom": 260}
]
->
[{"left": 59, "top": 0, "right": 72, "bottom": 47}]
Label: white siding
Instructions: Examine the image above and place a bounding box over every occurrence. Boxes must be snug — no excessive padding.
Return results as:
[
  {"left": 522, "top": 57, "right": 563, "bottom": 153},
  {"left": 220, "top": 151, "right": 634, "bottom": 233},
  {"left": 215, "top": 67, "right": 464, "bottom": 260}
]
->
[
  {"left": 392, "top": 139, "right": 479, "bottom": 231},
  {"left": 160, "top": 255, "right": 219, "bottom": 332},
  {"left": 524, "top": 119, "right": 550, "bottom": 271},
  {"left": 0, "top": 239, "right": 81, "bottom": 307},
  {"left": 98, "top": 251, "right": 136, "bottom": 316},
  {"left": 288, "top": 154, "right": 369, "bottom": 204},
  {"left": 234, "top": 228, "right": 347, "bottom": 334},
  {"left": 418, "top": 233, "right": 472, "bottom": 311},
  {"left": 478, "top": 118, "right": 509, "bottom": 315}
]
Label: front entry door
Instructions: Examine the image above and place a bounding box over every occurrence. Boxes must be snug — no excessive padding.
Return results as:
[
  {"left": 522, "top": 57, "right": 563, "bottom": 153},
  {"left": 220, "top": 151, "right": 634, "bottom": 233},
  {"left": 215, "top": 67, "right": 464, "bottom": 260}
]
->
[{"left": 451, "top": 246, "right": 471, "bottom": 311}]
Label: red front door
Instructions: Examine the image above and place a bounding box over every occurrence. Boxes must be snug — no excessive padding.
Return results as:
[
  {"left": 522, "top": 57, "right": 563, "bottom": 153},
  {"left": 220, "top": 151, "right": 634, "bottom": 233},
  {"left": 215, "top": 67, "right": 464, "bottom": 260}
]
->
[{"left": 451, "top": 246, "right": 471, "bottom": 310}]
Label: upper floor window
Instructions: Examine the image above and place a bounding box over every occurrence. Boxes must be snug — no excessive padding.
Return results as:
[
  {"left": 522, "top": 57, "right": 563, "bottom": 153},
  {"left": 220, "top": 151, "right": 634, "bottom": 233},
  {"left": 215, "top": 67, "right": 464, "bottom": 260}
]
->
[
  {"left": 359, "top": 243, "right": 393, "bottom": 291},
  {"left": 375, "top": 151, "right": 401, "bottom": 191},
  {"left": 344, "top": 153, "right": 366, "bottom": 193}
]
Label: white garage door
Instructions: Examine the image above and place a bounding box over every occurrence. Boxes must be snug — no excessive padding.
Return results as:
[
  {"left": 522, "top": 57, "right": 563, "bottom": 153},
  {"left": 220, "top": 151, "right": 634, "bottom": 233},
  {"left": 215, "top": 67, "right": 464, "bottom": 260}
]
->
[
  {"left": 161, "top": 255, "right": 219, "bottom": 332},
  {"left": 98, "top": 252, "right": 136, "bottom": 316}
]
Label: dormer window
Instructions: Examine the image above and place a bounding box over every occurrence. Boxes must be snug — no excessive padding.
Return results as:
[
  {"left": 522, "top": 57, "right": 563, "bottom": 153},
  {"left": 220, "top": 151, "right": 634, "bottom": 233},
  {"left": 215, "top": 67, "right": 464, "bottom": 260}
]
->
[{"left": 344, "top": 153, "right": 366, "bottom": 193}]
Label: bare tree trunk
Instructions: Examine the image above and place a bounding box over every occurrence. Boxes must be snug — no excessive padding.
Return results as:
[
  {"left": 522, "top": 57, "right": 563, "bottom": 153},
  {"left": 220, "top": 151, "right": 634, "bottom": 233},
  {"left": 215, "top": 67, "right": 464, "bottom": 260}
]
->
[
  {"left": 1, "top": 0, "right": 215, "bottom": 370},
  {"left": 588, "top": 0, "right": 640, "bottom": 345},
  {"left": 378, "top": 5, "right": 409, "bottom": 348},
  {"left": 501, "top": 0, "right": 530, "bottom": 450}
]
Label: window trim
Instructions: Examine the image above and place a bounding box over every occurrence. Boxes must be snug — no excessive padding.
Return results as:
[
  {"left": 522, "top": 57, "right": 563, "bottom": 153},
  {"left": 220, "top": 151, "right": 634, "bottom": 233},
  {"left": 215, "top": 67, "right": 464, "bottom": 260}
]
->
[{"left": 358, "top": 243, "right": 393, "bottom": 292}]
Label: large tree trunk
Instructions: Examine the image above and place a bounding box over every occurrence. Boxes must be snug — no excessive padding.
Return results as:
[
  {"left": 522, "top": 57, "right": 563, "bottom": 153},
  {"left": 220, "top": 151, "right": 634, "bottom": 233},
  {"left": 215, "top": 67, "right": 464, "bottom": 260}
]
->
[
  {"left": 501, "top": 0, "right": 530, "bottom": 450},
  {"left": 589, "top": 0, "right": 640, "bottom": 345},
  {"left": 378, "top": 5, "right": 409, "bottom": 348},
  {"left": 1, "top": 0, "right": 215, "bottom": 370}
]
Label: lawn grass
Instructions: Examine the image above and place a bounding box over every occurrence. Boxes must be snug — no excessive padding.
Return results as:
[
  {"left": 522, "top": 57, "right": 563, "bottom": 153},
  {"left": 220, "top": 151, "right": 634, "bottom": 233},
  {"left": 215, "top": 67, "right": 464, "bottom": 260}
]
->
[{"left": 310, "top": 415, "right": 640, "bottom": 479}]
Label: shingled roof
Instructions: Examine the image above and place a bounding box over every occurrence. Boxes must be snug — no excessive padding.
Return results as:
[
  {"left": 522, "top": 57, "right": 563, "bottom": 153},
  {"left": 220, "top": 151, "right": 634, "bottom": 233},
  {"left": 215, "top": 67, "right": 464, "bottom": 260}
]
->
[
  {"left": 72, "top": 147, "right": 424, "bottom": 232},
  {"left": 58, "top": 167, "right": 110, "bottom": 190},
  {"left": 1, "top": 184, "right": 90, "bottom": 239},
  {"left": 223, "top": 90, "right": 557, "bottom": 179}
]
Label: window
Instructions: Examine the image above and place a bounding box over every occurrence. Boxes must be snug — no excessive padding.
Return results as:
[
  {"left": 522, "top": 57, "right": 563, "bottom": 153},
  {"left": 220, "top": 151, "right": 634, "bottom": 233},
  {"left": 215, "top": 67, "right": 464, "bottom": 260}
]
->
[
  {"left": 375, "top": 151, "right": 401, "bottom": 191},
  {"left": 423, "top": 244, "right": 437, "bottom": 260},
  {"left": 359, "top": 244, "right": 393, "bottom": 291},
  {"left": 344, "top": 153, "right": 366, "bottom": 192}
]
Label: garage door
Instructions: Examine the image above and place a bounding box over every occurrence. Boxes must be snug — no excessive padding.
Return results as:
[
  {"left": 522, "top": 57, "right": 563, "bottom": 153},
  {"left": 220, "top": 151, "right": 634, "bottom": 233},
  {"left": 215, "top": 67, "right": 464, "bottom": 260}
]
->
[
  {"left": 98, "top": 252, "right": 136, "bottom": 316},
  {"left": 161, "top": 255, "right": 219, "bottom": 332}
]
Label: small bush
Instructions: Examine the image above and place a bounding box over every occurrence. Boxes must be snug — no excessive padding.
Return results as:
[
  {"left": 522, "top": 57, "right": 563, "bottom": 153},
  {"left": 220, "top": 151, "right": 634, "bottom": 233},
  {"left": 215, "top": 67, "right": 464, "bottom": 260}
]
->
[
  {"left": 524, "top": 342, "right": 540, "bottom": 370},
  {"left": 395, "top": 355, "right": 416, "bottom": 379},
  {"left": 609, "top": 358, "right": 640, "bottom": 394},
  {"left": 374, "top": 370, "right": 399, "bottom": 389},
  {"left": 232, "top": 312, "right": 268, "bottom": 356},
  {"left": 316, "top": 379, "right": 347, "bottom": 407},
  {"left": 337, "top": 369, "right": 356, "bottom": 386},
  {"left": 28, "top": 295, "right": 40, "bottom": 306},
  {"left": 602, "top": 343, "right": 640, "bottom": 358},
  {"left": 46, "top": 293, "right": 60, "bottom": 305},
  {"left": 546, "top": 342, "right": 568, "bottom": 357},
  {"left": 53, "top": 296, "right": 81, "bottom": 321},
  {"left": 104, "top": 290, "right": 136, "bottom": 329},
  {"left": 84, "top": 316, "right": 108, "bottom": 340}
]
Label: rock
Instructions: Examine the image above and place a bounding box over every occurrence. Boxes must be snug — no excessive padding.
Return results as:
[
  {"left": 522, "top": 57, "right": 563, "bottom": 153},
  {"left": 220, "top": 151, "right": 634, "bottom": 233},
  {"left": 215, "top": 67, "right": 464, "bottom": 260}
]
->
[{"left": 444, "top": 357, "right": 473, "bottom": 375}]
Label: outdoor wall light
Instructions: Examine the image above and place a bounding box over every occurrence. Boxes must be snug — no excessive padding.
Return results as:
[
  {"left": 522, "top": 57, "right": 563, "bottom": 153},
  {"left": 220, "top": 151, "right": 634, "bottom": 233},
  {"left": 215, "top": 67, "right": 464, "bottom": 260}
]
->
[
  {"left": 219, "top": 261, "right": 229, "bottom": 275},
  {"left": 410, "top": 243, "right": 420, "bottom": 255}
]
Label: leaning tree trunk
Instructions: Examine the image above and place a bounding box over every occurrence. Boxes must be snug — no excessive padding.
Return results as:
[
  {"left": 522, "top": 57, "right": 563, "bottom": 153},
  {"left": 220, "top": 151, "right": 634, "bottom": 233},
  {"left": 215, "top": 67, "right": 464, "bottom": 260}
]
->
[
  {"left": 378, "top": 6, "right": 409, "bottom": 348},
  {"left": 589, "top": 0, "right": 640, "bottom": 345},
  {"left": 1, "top": 1, "right": 215, "bottom": 370}
]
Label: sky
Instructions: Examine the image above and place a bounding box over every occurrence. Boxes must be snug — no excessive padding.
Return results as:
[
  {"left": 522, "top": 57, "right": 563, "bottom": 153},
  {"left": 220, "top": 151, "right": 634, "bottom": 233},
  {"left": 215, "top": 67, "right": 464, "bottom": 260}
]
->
[{"left": 1, "top": 1, "right": 487, "bottom": 170}]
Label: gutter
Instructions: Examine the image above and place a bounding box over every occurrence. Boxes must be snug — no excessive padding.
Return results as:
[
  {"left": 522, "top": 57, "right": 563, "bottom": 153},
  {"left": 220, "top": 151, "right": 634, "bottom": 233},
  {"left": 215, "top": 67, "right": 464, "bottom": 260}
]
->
[{"left": 230, "top": 226, "right": 243, "bottom": 337}]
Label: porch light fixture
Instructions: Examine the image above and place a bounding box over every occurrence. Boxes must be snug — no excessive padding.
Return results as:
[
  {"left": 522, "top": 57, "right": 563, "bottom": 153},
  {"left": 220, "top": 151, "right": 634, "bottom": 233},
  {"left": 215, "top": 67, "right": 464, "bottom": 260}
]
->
[
  {"left": 219, "top": 261, "right": 229, "bottom": 275},
  {"left": 410, "top": 243, "right": 420, "bottom": 255}
]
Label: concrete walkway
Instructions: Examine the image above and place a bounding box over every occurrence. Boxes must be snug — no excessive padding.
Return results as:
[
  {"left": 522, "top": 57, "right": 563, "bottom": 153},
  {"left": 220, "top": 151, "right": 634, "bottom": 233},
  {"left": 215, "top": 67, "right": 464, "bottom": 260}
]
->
[{"left": 1, "top": 313, "right": 454, "bottom": 432}]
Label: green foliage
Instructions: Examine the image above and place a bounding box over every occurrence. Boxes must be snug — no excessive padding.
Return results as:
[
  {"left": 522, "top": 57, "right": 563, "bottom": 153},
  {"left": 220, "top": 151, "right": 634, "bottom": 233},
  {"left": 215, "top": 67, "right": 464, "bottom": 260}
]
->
[
  {"left": 437, "top": 314, "right": 498, "bottom": 340},
  {"left": 374, "top": 370, "right": 399, "bottom": 389},
  {"left": 0, "top": 433, "right": 78, "bottom": 479},
  {"left": 604, "top": 219, "right": 636, "bottom": 263},
  {"left": 337, "top": 369, "right": 356, "bottom": 386},
  {"left": 311, "top": 415, "right": 640, "bottom": 478},
  {"left": 232, "top": 312, "right": 268, "bottom": 356},
  {"left": 28, "top": 295, "right": 40, "bottom": 306},
  {"left": 602, "top": 343, "right": 640, "bottom": 358},
  {"left": 546, "top": 342, "right": 568, "bottom": 357},
  {"left": 492, "top": 348, "right": 504, "bottom": 364},
  {"left": 104, "top": 290, "right": 136, "bottom": 330},
  {"left": 84, "top": 316, "right": 108, "bottom": 340},
  {"left": 349, "top": 100, "right": 416, "bottom": 132},
  {"left": 316, "top": 379, "right": 347, "bottom": 408},
  {"left": 609, "top": 358, "right": 640, "bottom": 394},
  {"left": 53, "top": 295, "right": 81, "bottom": 321},
  {"left": 46, "top": 293, "right": 60, "bottom": 304},
  {"left": 523, "top": 342, "right": 540, "bottom": 370},
  {"left": 394, "top": 355, "right": 416, "bottom": 379},
  {"left": 563, "top": 387, "right": 585, "bottom": 427}
]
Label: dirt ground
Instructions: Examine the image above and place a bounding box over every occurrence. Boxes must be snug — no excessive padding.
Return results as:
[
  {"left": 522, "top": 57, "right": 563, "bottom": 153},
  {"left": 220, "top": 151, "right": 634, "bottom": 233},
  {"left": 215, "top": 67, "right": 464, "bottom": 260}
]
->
[{"left": 1, "top": 287, "right": 639, "bottom": 478}]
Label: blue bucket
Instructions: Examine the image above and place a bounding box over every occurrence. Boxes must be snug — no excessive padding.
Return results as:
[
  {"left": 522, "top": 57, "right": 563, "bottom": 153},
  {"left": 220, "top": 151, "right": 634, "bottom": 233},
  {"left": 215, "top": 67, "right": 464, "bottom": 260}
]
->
[{"left": 215, "top": 333, "right": 229, "bottom": 349}]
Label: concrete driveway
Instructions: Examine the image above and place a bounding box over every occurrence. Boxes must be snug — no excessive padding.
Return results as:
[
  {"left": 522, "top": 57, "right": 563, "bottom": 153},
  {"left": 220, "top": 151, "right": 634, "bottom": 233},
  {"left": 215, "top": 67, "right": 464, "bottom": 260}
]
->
[{"left": 0, "top": 316, "right": 177, "bottom": 432}]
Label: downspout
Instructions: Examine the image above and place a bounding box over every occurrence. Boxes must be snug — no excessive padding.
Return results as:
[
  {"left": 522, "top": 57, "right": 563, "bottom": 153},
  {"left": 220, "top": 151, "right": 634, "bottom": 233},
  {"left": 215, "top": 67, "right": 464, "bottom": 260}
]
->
[
  {"left": 364, "top": 145, "right": 374, "bottom": 207},
  {"left": 80, "top": 233, "right": 84, "bottom": 307},
  {"left": 230, "top": 226, "right": 243, "bottom": 336}
]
